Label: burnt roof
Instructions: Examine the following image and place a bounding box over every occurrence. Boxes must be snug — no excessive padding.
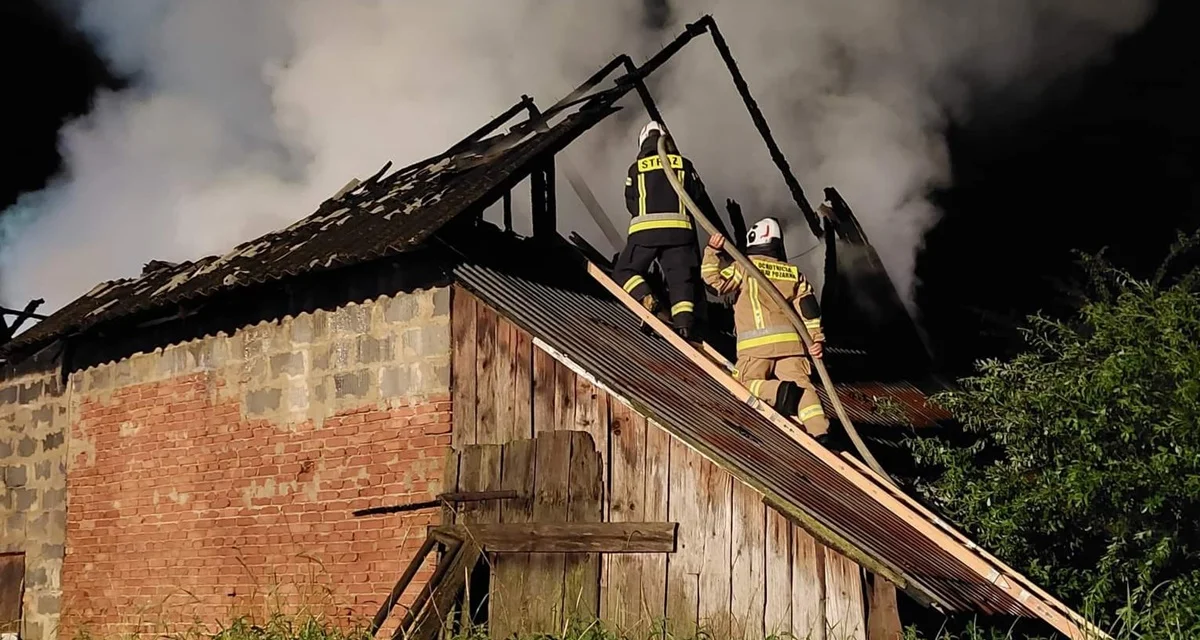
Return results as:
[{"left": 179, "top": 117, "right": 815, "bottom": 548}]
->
[
  {"left": 2, "top": 95, "right": 622, "bottom": 361},
  {"left": 452, "top": 257, "right": 1094, "bottom": 636}
]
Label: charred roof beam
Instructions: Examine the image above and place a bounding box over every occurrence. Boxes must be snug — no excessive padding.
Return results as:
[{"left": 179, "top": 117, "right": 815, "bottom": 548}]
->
[
  {"left": 612, "top": 15, "right": 821, "bottom": 239},
  {"left": 0, "top": 299, "right": 47, "bottom": 344}
]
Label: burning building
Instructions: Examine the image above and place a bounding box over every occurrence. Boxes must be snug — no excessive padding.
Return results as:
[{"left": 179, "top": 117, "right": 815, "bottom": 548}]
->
[{"left": 0, "top": 17, "right": 1098, "bottom": 640}]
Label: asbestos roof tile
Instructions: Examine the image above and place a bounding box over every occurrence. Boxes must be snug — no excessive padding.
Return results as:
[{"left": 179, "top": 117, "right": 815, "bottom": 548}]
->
[{"left": 4, "top": 101, "right": 618, "bottom": 359}]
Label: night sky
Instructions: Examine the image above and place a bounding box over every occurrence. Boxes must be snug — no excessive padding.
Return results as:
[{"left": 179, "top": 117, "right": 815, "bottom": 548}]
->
[{"left": 2, "top": 0, "right": 1197, "bottom": 375}]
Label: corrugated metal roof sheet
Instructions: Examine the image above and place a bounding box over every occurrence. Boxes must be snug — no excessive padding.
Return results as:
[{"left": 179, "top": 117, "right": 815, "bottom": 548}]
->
[
  {"left": 820, "top": 381, "right": 951, "bottom": 428},
  {"left": 3, "top": 97, "right": 620, "bottom": 359},
  {"left": 452, "top": 260, "right": 1079, "bottom": 625}
]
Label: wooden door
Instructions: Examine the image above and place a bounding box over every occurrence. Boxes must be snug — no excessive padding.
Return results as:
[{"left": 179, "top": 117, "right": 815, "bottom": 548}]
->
[{"left": 0, "top": 553, "right": 25, "bottom": 636}]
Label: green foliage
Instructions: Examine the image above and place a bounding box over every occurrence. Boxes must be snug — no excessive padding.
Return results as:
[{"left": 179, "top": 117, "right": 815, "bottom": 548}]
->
[{"left": 907, "top": 232, "right": 1200, "bottom": 634}]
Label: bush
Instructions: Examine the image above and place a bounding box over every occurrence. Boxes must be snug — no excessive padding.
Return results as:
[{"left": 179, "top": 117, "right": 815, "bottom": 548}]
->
[{"left": 907, "top": 232, "right": 1200, "bottom": 636}]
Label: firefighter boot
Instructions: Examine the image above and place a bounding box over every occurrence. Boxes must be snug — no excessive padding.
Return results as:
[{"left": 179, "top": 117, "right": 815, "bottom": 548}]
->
[
  {"left": 814, "top": 426, "right": 842, "bottom": 450},
  {"left": 774, "top": 381, "right": 802, "bottom": 418},
  {"left": 638, "top": 295, "right": 673, "bottom": 336},
  {"left": 639, "top": 294, "right": 660, "bottom": 315}
]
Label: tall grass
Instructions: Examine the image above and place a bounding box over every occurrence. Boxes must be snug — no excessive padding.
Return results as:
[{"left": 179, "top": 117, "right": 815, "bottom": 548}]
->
[
  {"left": 65, "top": 610, "right": 1194, "bottom": 640},
  {"left": 63, "top": 572, "right": 1194, "bottom": 640}
]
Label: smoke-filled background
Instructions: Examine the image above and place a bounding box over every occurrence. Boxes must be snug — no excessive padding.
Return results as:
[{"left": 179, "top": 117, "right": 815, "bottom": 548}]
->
[{"left": 0, "top": 0, "right": 1157, "bottom": 319}]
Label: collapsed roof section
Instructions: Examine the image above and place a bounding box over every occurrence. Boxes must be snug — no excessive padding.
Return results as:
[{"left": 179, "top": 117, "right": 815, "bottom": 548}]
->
[{"left": 1, "top": 89, "right": 624, "bottom": 362}]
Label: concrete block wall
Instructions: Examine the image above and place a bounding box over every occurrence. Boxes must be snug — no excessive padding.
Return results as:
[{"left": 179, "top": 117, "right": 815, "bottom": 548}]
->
[
  {"left": 0, "top": 367, "right": 68, "bottom": 640},
  {"left": 58, "top": 286, "right": 452, "bottom": 638}
]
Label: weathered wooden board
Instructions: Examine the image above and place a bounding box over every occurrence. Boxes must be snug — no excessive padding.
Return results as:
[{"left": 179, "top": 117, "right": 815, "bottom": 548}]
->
[
  {"left": 441, "top": 449, "right": 462, "bottom": 525},
  {"left": 868, "top": 575, "right": 903, "bottom": 640},
  {"left": 826, "top": 550, "right": 866, "bottom": 640},
  {"left": 794, "top": 526, "right": 827, "bottom": 640},
  {"left": 573, "top": 377, "right": 609, "bottom": 494},
  {"left": 665, "top": 437, "right": 703, "bottom": 638},
  {"left": 437, "top": 449, "right": 462, "bottom": 640},
  {"left": 642, "top": 418, "right": 671, "bottom": 629},
  {"left": 553, "top": 360, "right": 576, "bottom": 437},
  {"left": 493, "top": 319, "right": 516, "bottom": 443},
  {"left": 423, "top": 445, "right": 499, "bottom": 636},
  {"left": 451, "top": 287, "right": 477, "bottom": 447},
  {"left": 532, "top": 346, "right": 556, "bottom": 434},
  {"left": 731, "top": 479, "right": 766, "bottom": 640},
  {"left": 460, "top": 444, "right": 502, "bottom": 630},
  {"left": 490, "top": 439, "right": 536, "bottom": 639},
  {"left": 605, "top": 405, "right": 673, "bottom": 636},
  {"left": 432, "top": 523, "right": 676, "bottom": 553},
  {"left": 698, "top": 458, "right": 733, "bottom": 639},
  {"left": 604, "top": 401, "right": 644, "bottom": 631},
  {"left": 457, "top": 445, "right": 503, "bottom": 526},
  {"left": 526, "top": 430, "right": 573, "bottom": 631},
  {"left": 563, "top": 431, "right": 604, "bottom": 622},
  {"left": 474, "top": 301, "right": 499, "bottom": 445},
  {"left": 764, "top": 508, "right": 793, "bottom": 636},
  {"left": 513, "top": 325, "right": 534, "bottom": 440},
  {"left": 0, "top": 553, "right": 24, "bottom": 636}
]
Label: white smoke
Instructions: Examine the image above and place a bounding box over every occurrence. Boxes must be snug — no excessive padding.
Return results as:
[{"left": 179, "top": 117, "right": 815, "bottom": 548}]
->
[{"left": 0, "top": 0, "right": 1154, "bottom": 316}]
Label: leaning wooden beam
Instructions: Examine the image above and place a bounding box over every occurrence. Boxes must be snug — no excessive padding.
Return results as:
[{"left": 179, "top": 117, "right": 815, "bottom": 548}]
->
[
  {"left": 406, "top": 541, "right": 484, "bottom": 640},
  {"left": 369, "top": 535, "right": 438, "bottom": 637},
  {"left": 430, "top": 522, "right": 678, "bottom": 554},
  {"left": 353, "top": 490, "right": 520, "bottom": 517},
  {"left": 396, "top": 538, "right": 464, "bottom": 638},
  {"left": 582, "top": 260, "right": 1107, "bottom": 640}
]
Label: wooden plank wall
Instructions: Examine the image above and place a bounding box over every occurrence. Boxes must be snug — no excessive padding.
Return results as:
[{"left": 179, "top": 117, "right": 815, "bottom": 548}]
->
[
  {"left": 451, "top": 286, "right": 893, "bottom": 640},
  {"left": 443, "top": 431, "right": 603, "bottom": 638}
]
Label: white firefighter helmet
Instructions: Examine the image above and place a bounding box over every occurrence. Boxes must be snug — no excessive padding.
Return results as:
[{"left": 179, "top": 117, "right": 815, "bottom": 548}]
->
[
  {"left": 746, "top": 217, "right": 782, "bottom": 248},
  {"left": 638, "top": 121, "right": 664, "bottom": 147}
]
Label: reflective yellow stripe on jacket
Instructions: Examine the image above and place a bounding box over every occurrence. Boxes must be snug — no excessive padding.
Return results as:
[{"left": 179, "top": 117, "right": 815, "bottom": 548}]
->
[
  {"left": 736, "top": 326, "right": 803, "bottom": 351},
  {"left": 700, "top": 262, "right": 740, "bottom": 282},
  {"left": 629, "top": 212, "right": 692, "bottom": 234},
  {"left": 748, "top": 278, "right": 765, "bottom": 329},
  {"left": 671, "top": 301, "right": 694, "bottom": 317}
]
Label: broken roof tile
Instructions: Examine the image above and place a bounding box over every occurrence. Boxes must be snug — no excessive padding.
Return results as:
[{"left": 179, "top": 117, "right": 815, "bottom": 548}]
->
[{"left": 3, "top": 97, "right": 620, "bottom": 359}]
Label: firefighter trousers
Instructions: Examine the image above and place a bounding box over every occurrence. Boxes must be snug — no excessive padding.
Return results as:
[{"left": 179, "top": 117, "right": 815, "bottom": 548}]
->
[
  {"left": 735, "top": 354, "right": 829, "bottom": 437},
  {"left": 612, "top": 240, "right": 698, "bottom": 331}
]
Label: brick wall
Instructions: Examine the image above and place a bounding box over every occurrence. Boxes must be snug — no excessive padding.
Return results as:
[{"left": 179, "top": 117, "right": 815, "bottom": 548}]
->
[
  {"left": 59, "top": 287, "right": 452, "bottom": 638},
  {"left": 0, "top": 366, "right": 69, "bottom": 640}
]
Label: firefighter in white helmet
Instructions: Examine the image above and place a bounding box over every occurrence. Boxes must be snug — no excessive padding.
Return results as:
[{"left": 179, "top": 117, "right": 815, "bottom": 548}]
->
[
  {"left": 701, "top": 218, "right": 830, "bottom": 439},
  {"left": 612, "top": 121, "right": 705, "bottom": 339}
]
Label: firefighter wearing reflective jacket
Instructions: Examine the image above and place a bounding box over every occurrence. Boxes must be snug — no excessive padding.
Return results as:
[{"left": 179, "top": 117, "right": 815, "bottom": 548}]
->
[
  {"left": 612, "top": 121, "right": 703, "bottom": 339},
  {"left": 701, "top": 218, "right": 831, "bottom": 438}
]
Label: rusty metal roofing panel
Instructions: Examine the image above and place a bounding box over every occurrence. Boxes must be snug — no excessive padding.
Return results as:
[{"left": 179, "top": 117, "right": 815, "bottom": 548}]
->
[
  {"left": 3, "top": 100, "right": 620, "bottom": 359},
  {"left": 453, "top": 260, "right": 1036, "bottom": 618},
  {"left": 817, "top": 381, "right": 952, "bottom": 429}
]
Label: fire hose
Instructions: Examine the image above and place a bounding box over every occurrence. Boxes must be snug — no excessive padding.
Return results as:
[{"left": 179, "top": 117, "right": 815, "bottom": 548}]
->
[{"left": 656, "top": 134, "right": 895, "bottom": 484}]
